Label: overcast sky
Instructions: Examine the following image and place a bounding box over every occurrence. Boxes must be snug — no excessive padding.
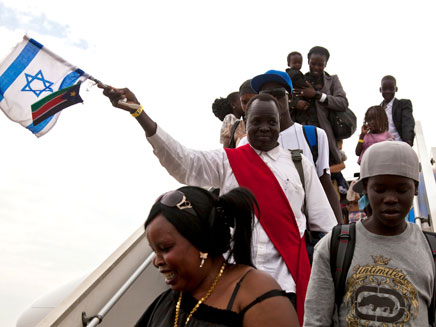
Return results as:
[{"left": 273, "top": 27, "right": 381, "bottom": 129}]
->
[{"left": 1, "top": 0, "right": 436, "bottom": 325}]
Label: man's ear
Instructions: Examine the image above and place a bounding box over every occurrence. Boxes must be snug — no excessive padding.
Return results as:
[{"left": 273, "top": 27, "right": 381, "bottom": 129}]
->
[
  {"left": 395, "top": 86, "right": 398, "bottom": 92},
  {"left": 379, "top": 87, "right": 382, "bottom": 93},
  {"left": 414, "top": 181, "right": 419, "bottom": 196}
]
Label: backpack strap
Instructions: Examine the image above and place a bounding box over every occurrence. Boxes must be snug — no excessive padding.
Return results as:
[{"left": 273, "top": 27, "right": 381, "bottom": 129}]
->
[
  {"left": 290, "top": 149, "right": 309, "bottom": 233},
  {"left": 302, "top": 125, "right": 318, "bottom": 163},
  {"left": 228, "top": 120, "right": 241, "bottom": 149},
  {"left": 330, "top": 223, "right": 356, "bottom": 308},
  {"left": 423, "top": 231, "right": 436, "bottom": 327}
]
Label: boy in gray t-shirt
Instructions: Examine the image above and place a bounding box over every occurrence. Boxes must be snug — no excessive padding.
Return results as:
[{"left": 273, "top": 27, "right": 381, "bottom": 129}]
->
[{"left": 304, "top": 141, "right": 435, "bottom": 326}]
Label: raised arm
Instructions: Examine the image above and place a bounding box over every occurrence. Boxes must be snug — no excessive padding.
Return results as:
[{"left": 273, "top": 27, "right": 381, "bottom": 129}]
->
[
  {"left": 99, "top": 84, "right": 157, "bottom": 137},
  {"left": 98, "top": 84, "right": 227, "bottom": 189},
  {"left": 355, "top": 125, "right": 369, "bottom": 156}
]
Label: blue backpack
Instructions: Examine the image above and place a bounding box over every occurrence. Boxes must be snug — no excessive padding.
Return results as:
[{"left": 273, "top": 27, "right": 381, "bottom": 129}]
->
[{"left": 302, "top": 125, "right": 318, "bottom": 163}]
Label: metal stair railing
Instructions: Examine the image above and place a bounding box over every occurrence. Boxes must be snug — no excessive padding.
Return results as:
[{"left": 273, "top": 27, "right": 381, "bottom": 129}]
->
[
  {"left": 414, "top": 121, "right": 436, "bottom": 231},
  {"left": 82, "top": 253, "right": 155, "bottom": 327}
]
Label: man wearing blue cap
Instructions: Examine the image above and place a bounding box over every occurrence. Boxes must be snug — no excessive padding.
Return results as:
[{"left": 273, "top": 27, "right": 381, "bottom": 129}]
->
[{"left": 239, "top": 70, "right": 343, "bottom": 225}]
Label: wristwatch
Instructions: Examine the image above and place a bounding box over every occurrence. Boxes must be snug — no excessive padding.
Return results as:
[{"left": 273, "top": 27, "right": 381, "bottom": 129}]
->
[{"left": 315, "top": 91, "right": 322, "bottom": 100}]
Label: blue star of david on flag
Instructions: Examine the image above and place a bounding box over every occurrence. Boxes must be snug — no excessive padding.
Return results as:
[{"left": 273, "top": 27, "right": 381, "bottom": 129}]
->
[
  {"left": 21, "top": 69, "right": 54, "bottom": 97},
  {"left": 0, "top": 35, "right": 89, "bottom": 137}
]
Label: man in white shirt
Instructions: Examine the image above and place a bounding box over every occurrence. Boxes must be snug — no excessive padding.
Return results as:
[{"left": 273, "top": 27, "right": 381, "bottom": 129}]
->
[
  {"left": 100, "top": 85, "right": 336, "bottom": 321},
  {"left": 239, "top": 70, "right": 343, "bottom": 223}
]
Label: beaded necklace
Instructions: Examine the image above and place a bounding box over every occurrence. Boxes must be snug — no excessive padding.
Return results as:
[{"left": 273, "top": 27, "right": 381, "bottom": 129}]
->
[{"left": 174, "top": 262, "right": 226, "bottom": 327}]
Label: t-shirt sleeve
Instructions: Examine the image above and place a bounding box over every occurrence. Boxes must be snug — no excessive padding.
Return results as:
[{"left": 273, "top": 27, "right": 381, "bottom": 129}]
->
[{"left": 304, "top": 232, "right": 336, "bottom": 326}]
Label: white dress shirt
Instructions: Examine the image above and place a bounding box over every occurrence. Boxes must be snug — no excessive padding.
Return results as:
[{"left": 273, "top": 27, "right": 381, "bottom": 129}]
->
[
  {"left": 147, "top": 126, "right": 336, "bottom": 293},
  {"left": 239, "top": 123, "right": 330, "bottom": 177},
  {"left": 385, "top": 98, "right": 402, "bottom": 141}
]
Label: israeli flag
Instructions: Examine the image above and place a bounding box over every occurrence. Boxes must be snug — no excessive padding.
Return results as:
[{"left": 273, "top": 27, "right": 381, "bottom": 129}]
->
[{"left": 0, "top": 35, "right": 89, "bottom": 137}]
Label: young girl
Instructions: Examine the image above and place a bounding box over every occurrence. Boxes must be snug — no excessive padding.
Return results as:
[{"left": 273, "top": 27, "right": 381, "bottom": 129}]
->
[{"left": 356, "top": 105, "right": 393, "bottom": 164}]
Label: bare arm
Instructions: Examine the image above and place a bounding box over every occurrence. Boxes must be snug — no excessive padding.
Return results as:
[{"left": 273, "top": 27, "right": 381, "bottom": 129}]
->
[
  {"left": 355, "top": 125, "right": 368, "bottom": 156},
  {"left": 98, "top": 84, "right": 226, "bottom": 188},
  {"left": 329, "top": 162, "right": 345, "bottom": 174},
  {"left": 320, "top": 173, "right": 343, "bottom": 224},
  {"left": 239, "top": 271, "right": 299, "bottom": 327}
]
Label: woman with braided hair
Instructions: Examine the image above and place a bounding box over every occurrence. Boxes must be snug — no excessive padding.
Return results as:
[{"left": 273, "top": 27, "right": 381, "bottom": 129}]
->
[{"left": 136, "top": 186, "right": 298, "bottom": 326}]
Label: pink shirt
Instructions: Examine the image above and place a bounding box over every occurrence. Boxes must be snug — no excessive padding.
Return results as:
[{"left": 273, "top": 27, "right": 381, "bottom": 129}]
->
[{"left": 358, "top": 131, "right": 393, "bottom": 164}]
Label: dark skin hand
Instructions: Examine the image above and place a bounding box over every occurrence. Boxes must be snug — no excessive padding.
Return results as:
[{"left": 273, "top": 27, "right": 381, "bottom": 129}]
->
[
  {"left": 294, "top": 81, "right": 317, "bottom": 99},
  {"left": 355, "top": 124, "right": 369, "bottom": 156},
  {"left": 98, "top": 84, "right": 157, "bottom": 137},
  {"left": 98, "top": 84, "right": 343, "bottom": 223}
]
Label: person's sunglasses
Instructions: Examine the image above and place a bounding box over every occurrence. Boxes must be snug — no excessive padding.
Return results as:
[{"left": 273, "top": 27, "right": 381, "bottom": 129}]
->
[
  {"left": 259, "top": 87, "right": 287, "bottom": 99},
  {"left": 155, "top": 190, "right": 197, "bottom": 216}
]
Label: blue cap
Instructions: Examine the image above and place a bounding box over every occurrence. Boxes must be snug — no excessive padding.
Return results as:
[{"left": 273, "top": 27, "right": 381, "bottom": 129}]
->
[{"left": 251, "top": 70, "right": 293, "bottom": 93}]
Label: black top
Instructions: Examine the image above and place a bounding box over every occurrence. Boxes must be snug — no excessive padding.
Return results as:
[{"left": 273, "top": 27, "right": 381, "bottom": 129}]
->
[
  {"left": 135, "top": 269, "right": 286, "bottom": 327},
  {"left": 291, "top": 72, "right": 325, "bottom": 127}
]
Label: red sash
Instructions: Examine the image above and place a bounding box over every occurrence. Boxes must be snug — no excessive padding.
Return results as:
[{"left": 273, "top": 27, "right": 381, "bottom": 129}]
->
[{"left": 225, "top": 144, "right": 310, "bottom": 324}]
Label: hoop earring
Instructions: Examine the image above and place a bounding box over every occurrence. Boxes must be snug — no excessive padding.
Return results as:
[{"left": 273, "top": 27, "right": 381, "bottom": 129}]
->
[{"left": 199, "top": 252, "right": 208, "bottom": 268}]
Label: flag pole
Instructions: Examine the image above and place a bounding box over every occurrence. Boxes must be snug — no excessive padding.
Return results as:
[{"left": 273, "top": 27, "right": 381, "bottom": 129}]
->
[{"left": 88, "top": 76, "right": 141, "bottom": 110}]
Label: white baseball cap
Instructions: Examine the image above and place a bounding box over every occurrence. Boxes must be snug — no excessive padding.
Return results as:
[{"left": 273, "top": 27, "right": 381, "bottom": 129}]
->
[{"left": 353, "top": 141, "right": 420, "bottom": 193}]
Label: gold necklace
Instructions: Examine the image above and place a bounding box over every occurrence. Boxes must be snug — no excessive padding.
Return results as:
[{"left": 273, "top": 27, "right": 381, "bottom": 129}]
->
[{"left": 174, "top": 262, "right": 226, "bottom": 327}]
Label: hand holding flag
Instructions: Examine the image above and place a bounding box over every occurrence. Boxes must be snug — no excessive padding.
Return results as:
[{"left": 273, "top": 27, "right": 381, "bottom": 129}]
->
[{"left": 97, "top": 83, "right": 140, "bottom": 113}]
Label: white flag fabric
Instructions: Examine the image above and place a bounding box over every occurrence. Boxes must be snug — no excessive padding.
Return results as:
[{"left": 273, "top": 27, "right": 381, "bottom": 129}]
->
[{"left": 0, "top": 35, "right": 89, "bottom": 137}]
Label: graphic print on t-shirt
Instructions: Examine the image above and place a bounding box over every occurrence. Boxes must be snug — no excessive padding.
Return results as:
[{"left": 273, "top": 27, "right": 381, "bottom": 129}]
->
[{"left": 344, "top": 255, "right": 418, "bottom": 325}]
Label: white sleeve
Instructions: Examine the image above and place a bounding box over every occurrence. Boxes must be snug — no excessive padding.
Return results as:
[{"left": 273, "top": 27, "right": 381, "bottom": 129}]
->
[
  {"left": 147, "top": 126, "right": 227, "bottom": 188},
  {"left": 315, "top": 127, "right": 330, "bottom": 176},
  {"left": 302, "top": 155, "right": 336, "bottom": 233}
]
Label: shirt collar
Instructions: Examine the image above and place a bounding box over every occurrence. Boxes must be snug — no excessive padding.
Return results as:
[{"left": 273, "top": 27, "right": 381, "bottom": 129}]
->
[
  {"left": 251, "top": 143, "right": 282, "bottom": 160},
  {"left": 383, "top": 98, "right": 394, "bottom": 108},
  {"left": 387, "top": 98, "right": 395, "bottom": 107}
]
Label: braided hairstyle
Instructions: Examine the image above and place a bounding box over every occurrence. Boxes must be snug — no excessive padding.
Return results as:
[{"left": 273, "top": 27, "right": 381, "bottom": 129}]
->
[
  {"left": 145, "top": 186, "right": 258, "bottom": 267},
  {"left": 212, "top": 97, "right": 232, "bottom": 121}
]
